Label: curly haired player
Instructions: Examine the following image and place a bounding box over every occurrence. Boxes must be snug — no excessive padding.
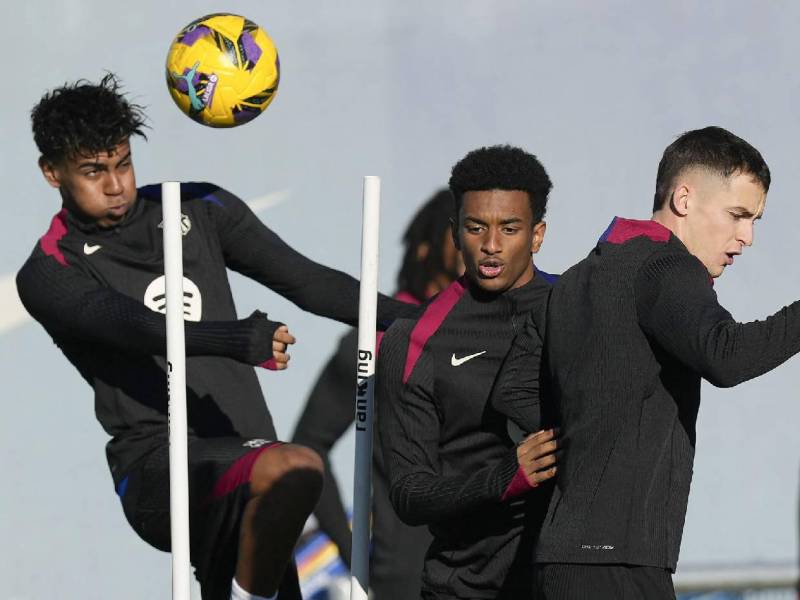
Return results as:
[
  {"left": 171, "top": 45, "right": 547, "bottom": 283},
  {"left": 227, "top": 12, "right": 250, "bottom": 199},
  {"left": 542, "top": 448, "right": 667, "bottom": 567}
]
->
[
  {"left": 17, "top": 73, "right": 414, "bottom": 600},
  {"left": 377, "top": 145, "right": 560, "bottom": 599}
]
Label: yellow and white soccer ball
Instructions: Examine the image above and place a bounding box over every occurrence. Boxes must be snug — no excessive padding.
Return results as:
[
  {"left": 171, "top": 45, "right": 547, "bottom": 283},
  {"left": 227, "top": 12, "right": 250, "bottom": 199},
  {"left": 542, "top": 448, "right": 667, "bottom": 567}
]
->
[{"left": 165, "top": 13, "right": 280, "bottom": 128}]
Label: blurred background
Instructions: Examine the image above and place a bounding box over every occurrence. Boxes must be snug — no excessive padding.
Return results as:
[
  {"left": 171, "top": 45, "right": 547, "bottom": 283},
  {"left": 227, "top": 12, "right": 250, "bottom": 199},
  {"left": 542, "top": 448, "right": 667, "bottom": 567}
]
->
[{"left": 1, "top": 2, "right": 798, "bottom": 598}]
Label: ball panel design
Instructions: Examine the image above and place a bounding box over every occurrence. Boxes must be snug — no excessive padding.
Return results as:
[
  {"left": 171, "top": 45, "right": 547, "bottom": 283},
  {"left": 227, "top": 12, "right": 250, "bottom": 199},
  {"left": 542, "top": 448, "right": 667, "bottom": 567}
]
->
[{"left": 165, "top": 13, "right": 279, "bottom": 128}]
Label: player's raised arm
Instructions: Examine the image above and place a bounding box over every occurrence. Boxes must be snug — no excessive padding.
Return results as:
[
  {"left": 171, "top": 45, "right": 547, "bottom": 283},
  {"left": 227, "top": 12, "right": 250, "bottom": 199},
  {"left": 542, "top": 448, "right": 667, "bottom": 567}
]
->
[
  {"left": 635, "top": 248, "right": 800, "bottom": 388},
  {"left": 205, "top": 185, "right": 418, "bottom": 329}
]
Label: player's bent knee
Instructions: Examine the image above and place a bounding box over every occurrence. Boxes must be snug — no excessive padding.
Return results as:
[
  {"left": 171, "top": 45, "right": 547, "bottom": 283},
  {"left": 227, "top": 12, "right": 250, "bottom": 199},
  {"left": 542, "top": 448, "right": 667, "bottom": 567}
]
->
[
  {"left": 249, "top": 443, "right": 324, "bottom": 497},
  {"left": 283, "top": 444, "right": 324, "bottom": 475}
]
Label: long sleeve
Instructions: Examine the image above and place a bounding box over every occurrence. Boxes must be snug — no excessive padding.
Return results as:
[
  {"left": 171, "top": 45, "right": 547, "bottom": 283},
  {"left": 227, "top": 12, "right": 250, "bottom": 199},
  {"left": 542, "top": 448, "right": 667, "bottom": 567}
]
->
[
  {"left": 206, "top": 186, "right": 417, "bottom": 329},
  {"left": 489, "top": 309, "right": 544, "bottom": 434},
  {"left": 377, "top": 321, "right": 521, "bottom": 526},
  {"left": 17, "top": 253, "right": 280, "bottom": 366},
  {"left": 635, "top": 250, "right": 800, "bottom": 387}
]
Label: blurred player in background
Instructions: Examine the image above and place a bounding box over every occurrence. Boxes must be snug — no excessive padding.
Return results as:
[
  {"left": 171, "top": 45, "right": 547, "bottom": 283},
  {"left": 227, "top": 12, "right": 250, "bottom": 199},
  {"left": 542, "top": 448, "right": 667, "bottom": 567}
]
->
[
  {"left": 292, "top": 189, "right": 463, "bottom": 599},
  {"left": 17, "top": 74, "right": 415, "bottom": 600}
]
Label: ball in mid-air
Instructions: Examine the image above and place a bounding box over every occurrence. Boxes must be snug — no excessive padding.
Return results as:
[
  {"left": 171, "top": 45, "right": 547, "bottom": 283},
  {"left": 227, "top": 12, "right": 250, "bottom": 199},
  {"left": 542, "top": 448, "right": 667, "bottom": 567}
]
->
[{"left": 165, "top": 13, "right": 279, "bottom": 128}]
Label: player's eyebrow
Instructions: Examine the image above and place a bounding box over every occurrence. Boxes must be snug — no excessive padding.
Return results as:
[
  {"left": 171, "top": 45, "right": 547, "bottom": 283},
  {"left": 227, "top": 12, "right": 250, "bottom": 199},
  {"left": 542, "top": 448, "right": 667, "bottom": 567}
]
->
[
  {"left": 463, "top": 215, "right": 488, "bottom": 226},
  {"left": 78, "top": 150, "right": 132, "bottom": 170},
  {"left": 731, "top": 207, "right": 758, "bottom": 219},
  {"left": 463, "top": 216, "right": 524, "bottom": 225},
  {"left": 78, "top": 160, "right": 105, "bottom": 170},
  {"left": 115, "top": 151, "right": 132, "bottom": 164}
]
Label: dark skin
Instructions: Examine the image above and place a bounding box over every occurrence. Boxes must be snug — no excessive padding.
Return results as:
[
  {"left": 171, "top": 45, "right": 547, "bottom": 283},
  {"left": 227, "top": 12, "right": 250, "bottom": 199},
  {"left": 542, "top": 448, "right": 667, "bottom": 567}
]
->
[
  {"left": 454, "top": 189, "right": 557, "bottom": 487},
  {"left": 236, "top": 444, "right": 323, "bottom": 595},
  {"left": 517, "top": 429, "right": 558, "bottom": 486},
  {"left": 39, "top": 139, "right": 317, "bottom": 597},
  {"left": 454, "top": 189, "right": 546, "bottom": 294}
]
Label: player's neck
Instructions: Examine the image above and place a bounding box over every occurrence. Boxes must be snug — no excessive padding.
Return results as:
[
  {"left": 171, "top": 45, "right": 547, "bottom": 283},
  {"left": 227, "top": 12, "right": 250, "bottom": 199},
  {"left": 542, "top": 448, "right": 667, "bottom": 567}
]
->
[{"left": 651, "top": 210, "right": 681, "bottom": 240}]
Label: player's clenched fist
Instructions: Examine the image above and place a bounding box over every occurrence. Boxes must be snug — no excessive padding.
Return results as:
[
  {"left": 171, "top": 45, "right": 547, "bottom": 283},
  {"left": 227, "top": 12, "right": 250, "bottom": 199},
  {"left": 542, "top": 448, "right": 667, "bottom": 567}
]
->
[
  {"left": 271, "top": 325, "right": 296, "bottom": 370},
  {"left": 516, "top": 428, "right": 558, "bottom": 487}
]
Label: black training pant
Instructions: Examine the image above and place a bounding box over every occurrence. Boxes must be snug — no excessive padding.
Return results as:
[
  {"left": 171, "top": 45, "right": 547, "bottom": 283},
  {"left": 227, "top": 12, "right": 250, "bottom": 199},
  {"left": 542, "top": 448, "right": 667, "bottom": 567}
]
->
[{"left": 118, "top": 437, "right": 301, "bottom": 600}]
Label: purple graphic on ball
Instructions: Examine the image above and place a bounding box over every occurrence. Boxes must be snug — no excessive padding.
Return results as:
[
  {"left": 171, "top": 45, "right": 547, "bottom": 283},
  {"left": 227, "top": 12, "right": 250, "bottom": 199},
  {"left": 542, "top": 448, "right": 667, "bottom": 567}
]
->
[
  {"left": 240, "top": 31, "right": 262, "bottom": 67},
  {"left": 179, "top": 25, "right": 211, "bottom": 47},
  {"left": 233, "top": 107, "right": 259, "bottom": 124}
]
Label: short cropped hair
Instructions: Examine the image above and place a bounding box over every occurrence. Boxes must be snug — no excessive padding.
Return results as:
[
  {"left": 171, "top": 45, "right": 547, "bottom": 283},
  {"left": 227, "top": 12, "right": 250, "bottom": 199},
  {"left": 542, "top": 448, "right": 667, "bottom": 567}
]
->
[
  {"left": 448, "top": 145, "right": 552, "bottom": 224},
  {"left": 653, "top": 126, "right": 770, "bottom": 212},
  {"left": 31, "top": 73, "right": 147, "bottom": 164}
]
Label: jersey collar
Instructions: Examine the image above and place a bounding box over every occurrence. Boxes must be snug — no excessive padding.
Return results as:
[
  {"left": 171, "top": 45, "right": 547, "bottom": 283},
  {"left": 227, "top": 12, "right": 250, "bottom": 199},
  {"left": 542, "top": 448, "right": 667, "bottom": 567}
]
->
[{"left": 598, "top": 217, "right": 671, "bottom": 245}]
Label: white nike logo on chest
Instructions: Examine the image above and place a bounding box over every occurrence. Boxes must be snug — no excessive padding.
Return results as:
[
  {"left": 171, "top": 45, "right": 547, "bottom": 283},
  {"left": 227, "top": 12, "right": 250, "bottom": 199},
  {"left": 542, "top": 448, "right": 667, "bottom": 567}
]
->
[
  {"left": 83, "top": 243, "right": 102, "bottom": 255},
  {"left": 451, "top": 351, "right": 487, "bottom": 366}
]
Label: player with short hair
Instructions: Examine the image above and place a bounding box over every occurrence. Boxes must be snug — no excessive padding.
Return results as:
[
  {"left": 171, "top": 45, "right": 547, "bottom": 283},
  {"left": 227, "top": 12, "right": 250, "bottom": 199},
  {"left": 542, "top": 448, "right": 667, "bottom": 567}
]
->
[
  {"left": 377, "top": 145, "right": 559, "bottom": 599},
  {"left": 291, "top": 188, "right": 462, "bottom": 599},
  {"left": 494, "top": 126, "right": 799, "bottom": 598},
  {"left": 17, "top": 73, "right": 414, "bottom": 600}
]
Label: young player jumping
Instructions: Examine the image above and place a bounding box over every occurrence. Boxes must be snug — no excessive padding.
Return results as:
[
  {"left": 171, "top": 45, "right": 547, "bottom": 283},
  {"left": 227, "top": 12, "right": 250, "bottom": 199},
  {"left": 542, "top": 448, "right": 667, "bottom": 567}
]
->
[{"left": 17, "top": 74, "right": 415, "bottom": 600}]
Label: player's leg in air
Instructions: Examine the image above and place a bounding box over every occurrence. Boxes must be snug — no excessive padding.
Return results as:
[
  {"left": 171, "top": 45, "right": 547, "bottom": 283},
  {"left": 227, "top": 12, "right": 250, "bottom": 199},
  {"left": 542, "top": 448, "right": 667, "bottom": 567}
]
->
[{"left": 20, "top": 75, "right": 418, "bottom": 600}]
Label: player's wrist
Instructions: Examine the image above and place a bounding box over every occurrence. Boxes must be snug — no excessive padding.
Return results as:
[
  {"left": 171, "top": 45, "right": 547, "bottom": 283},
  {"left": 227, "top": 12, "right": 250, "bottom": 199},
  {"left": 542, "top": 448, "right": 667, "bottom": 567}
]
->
[
  {"left": 240, "top": 310, "right": 284, "bottom": 365},
  {"left": 495, "top": 449, "right": 526, "bottom": 499}
]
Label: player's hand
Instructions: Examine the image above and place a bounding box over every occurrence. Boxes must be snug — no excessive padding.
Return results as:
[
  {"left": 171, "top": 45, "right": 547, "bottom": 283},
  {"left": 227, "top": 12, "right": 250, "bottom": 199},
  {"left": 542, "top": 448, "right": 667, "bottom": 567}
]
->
[
  {"left": 271, "top": 325, "right": 296, "bottom": 370},
  {"left": 516, "top": 428, "right": 558, "bottom": 487}
]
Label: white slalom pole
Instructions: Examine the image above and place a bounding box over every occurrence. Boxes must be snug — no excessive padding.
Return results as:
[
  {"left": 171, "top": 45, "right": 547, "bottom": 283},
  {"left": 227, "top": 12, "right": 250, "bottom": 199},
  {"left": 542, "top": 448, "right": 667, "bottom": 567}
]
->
[
  {"left": 163, "top": 182, "right": 192, "bottom": 600},
  {"left": 350, "top": 176, "right": 380, "bottom": 600}
]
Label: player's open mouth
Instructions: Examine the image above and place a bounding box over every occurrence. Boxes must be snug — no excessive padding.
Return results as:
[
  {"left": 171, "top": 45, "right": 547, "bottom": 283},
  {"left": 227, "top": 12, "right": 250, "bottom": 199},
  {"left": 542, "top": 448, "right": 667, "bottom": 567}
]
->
[
  {"left": 478, "top": 261, "right": 504, "bottom": 278},
  {"left": 725, "top": 253, "right": 738, "bottom": 266}
]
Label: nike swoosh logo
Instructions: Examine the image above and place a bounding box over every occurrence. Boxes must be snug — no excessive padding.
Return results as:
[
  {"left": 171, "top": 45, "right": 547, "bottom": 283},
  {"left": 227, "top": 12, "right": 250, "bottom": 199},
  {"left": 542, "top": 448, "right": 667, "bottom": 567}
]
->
[
  {"left": 451, "top": 351, "right": 487, "bottom": 366},
  {"left": 83, "top": 243, "right": 102, "bottom": 255}
]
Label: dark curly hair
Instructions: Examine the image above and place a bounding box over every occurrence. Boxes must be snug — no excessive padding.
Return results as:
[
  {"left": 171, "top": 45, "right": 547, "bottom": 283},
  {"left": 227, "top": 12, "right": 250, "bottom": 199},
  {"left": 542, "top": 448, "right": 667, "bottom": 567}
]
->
[
  {"left": 31, "top": 73, "right": 148, "bottom": 163},
  {"left": 448, "top": 145, "right": 553, "bottom": 224},
  {"left": 396, "top": 189, "right": 458, "bottom": 301},
  {"left": 653, "top": 126, "right": 770, "bottom": 212}
]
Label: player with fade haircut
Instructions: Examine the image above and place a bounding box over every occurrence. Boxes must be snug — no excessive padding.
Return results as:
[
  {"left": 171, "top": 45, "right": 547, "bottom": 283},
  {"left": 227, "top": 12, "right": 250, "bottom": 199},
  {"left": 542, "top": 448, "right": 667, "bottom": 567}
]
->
[
  {"left": 17, "top": 73, "right": 416, "bottom": 600},
  {"left": 292, "top": 188, "right": 463, "bottom": 600},
  {"left": 492, "top": 126, "right": 800, "bottom": 598},
  {"left": 377, "top": 145, "right": 560, "bottom": 599}
]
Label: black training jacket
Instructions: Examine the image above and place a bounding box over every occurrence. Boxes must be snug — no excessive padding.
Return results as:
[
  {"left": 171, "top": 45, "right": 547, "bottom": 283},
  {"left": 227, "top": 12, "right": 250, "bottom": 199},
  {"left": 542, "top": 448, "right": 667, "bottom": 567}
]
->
[
  {"left": 530, "top": 217, "right": 800, "bottom": 571},
  {"left": 378, "top": 272, "right": 554, "bottom": 599},
  {"left": 17, "top": 182, "right": 412, "bottom": 487}
]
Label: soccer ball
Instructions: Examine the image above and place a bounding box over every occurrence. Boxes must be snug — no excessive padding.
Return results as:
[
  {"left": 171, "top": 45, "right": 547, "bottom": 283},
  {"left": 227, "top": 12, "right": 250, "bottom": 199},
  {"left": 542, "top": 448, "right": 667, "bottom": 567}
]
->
[{"left": 165, "top": 13, "right": 280, "bottom": 128}]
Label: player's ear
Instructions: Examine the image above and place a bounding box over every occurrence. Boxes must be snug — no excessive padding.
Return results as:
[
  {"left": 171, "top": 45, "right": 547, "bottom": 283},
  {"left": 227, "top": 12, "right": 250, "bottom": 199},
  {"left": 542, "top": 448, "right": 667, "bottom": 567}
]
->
[
  {"left": 670, "top": 183, "right": 690, "bottom": 217},
  {"left": 39, "top": 157, "right": 62, "bottom": 189},
  {"left": 531, "top": 221, "right": 547, "bottom": 254}
]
